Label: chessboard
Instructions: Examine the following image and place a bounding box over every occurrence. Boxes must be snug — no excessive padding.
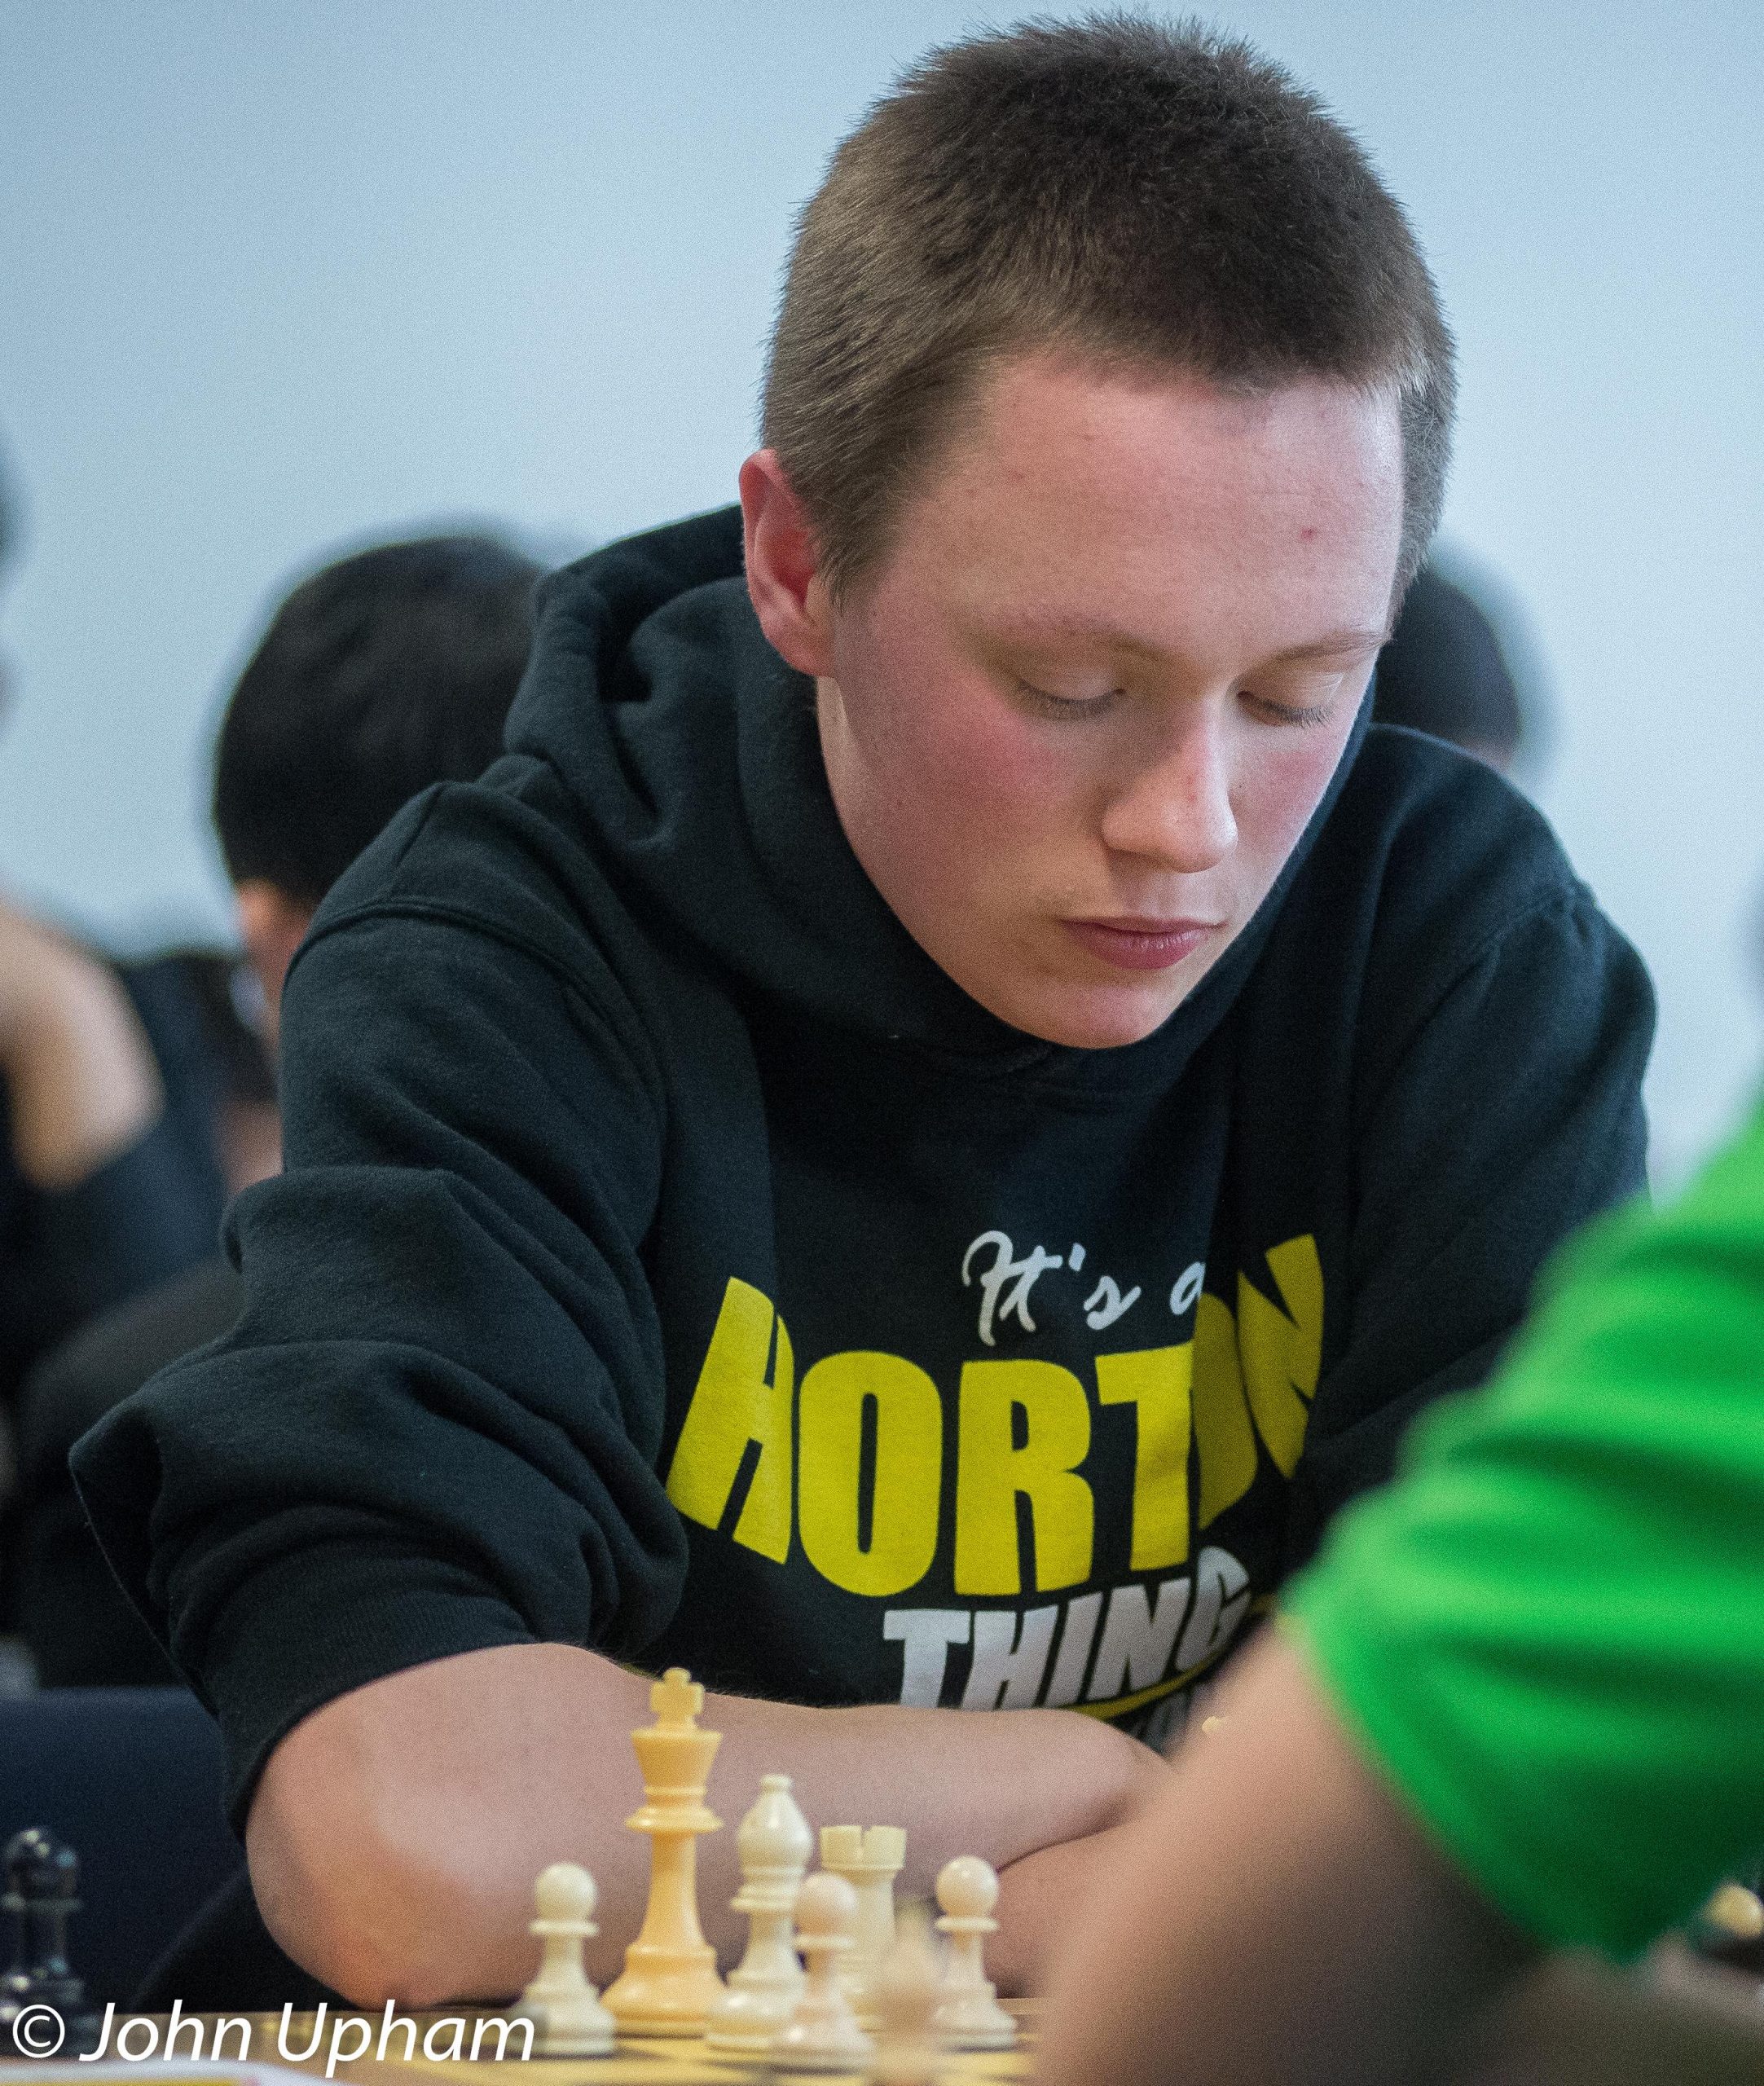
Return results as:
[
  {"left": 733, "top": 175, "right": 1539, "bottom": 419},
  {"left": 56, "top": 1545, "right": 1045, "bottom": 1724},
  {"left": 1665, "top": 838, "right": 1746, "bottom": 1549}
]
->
[
  {"left": 0, "top": 2009, "right": 1036, "bottom": 2084},
  {"left": 16, "top": 1970, "right": 1764, "bottom": 2086}
]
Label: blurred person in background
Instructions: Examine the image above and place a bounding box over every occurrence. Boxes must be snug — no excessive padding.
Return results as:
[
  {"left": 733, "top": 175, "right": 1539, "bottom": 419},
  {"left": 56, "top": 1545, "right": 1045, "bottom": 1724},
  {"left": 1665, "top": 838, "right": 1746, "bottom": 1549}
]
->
[
  {"left": 15, "top": 530, "right": 540, "bottom": 1687},
  {"left": 1374, "top": 561, "right": 1533, "bottom": 775},
  {"left": 0, "top": 445, "right": 240, "bottom": 1621}
]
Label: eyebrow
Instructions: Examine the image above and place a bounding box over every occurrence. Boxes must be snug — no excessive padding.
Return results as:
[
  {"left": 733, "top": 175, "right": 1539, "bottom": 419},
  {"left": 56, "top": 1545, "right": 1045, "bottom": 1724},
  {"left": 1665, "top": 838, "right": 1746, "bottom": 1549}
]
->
[
  {"left": 1265, "top": 626, "right": 1394, "bottom": 662},
  {"left": 987, "top": 615, "right": 1393, "bottom": 662}
]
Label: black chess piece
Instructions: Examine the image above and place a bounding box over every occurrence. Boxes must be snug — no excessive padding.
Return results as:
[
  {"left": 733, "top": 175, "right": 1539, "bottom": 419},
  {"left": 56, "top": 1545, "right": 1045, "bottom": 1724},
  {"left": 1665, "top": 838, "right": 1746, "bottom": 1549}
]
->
[{"left": 1, "top": 1829, "right": 103, "bottom": 2057}]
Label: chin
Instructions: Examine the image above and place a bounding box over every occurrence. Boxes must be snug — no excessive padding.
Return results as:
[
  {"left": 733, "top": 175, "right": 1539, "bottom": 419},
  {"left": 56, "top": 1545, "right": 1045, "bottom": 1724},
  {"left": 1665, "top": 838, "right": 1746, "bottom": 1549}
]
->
[{"left": 995, "top": 981, "right": 1187, "bottom": 1050}]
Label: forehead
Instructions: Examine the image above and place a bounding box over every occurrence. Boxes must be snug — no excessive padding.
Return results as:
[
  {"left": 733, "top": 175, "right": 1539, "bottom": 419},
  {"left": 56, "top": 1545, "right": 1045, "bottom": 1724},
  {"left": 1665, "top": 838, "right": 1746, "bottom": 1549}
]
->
[{"left": 873, "top": 354, "right": 1405, "bottom": 655}]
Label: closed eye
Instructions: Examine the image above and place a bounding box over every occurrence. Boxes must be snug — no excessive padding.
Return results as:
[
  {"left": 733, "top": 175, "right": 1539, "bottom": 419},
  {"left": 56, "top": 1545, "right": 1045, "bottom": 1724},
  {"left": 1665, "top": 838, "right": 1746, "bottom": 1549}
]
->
[
  {"left": 1242, "top": 691, "right": 1335, "bottom": 728},
  {"left": 1016, "top": 679, "right": 1124, "bottom": 718}
]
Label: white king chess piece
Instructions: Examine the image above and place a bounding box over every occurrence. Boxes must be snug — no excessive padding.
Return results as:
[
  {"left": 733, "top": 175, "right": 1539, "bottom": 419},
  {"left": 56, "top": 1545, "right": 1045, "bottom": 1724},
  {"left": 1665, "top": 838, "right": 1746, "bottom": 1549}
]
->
[
  {"left": 511, "top": 1862, "right": 616, "bottom": 2056},
  {"left": 704, "top": 1774, "right": 814, "bottom": 2053},
  {"left": 932, "top": 1855, "right": 1016, "bottom": 2050}
]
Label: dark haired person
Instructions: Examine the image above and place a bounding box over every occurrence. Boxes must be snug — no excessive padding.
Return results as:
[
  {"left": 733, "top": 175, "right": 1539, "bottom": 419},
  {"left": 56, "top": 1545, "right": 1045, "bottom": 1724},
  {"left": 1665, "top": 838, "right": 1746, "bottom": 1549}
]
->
[
  {"left": 75, "top": 21, "right": 1652, "bottom": 2006},
  {"left": 1375, "top": 563, "right": 1529, "bottom": 772},
  {"left": 15, "top": 532, "right": 539, "bottom": 1684},
  {"left": 217, "top": 533, "right": 543, "bottom": 1047}
]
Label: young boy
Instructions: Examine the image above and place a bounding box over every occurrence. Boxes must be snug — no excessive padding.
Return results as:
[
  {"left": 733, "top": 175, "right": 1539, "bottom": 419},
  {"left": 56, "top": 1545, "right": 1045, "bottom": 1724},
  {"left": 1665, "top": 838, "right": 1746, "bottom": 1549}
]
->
[
  {"left": 73, "top": 20, "right": 1652, "bottom": 2005},
  {"left": 1039, "top": 1093, "right": 1764, "bottom": 2086},
  {"left": 216, "top": 533, "right": 543, "bottom": 1052}
]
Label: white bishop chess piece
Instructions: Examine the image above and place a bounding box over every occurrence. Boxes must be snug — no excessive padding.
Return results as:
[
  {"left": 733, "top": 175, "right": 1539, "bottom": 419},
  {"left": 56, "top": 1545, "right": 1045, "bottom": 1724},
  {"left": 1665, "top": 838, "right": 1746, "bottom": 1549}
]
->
[
  {"left": 703, "top": 1773, "right": 814, "bottom": 2054},
  {"left": 771, "top": 1870, "right": 875, "bottom": 2073},
  {"left": 932, "top": 1855, "right": 1016, "bottom": 2050},
  {"left": 511, "top": 1863, "right": 616, "bottom": 2056}
]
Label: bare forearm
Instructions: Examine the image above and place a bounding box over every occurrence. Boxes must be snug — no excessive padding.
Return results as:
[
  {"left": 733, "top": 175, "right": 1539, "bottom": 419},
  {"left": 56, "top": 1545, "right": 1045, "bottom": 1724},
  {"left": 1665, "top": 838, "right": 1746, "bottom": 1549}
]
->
[
  {"left": 248, "top": 1640, "right": 1167, "bottom": 2007},
  {"left": 1037, "top": 1632, "right": 1535, "bottom": 2086}
]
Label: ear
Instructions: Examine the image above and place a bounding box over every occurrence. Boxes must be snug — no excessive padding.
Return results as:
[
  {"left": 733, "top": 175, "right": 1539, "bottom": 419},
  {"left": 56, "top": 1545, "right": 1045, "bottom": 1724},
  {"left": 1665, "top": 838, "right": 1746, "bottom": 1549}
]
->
[
  {"left": 233, "top": 881, "right": 315, "bottom": 1050},
  {"left": 739, "top": 449, "right": 838, "bottom": 678}
]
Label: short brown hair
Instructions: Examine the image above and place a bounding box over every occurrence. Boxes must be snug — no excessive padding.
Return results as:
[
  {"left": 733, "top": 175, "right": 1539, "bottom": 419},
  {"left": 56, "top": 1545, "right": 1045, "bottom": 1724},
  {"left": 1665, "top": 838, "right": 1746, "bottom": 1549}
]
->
[{"left": 763, "top": 15, "right": 1454, "bottom": 598}]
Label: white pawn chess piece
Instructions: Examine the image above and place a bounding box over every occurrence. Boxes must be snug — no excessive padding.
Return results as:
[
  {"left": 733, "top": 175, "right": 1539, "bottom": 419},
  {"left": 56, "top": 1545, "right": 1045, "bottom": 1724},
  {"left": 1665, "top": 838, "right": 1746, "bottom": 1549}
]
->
[
  {"left": 869, "top": 1902, "right": 944, "bottom": 2086},
  {"left": 932, "top": 1855, "right": 1016, "bottom": 2050},
  {"left": 511, "top": 1862, "right": 616, "bottom": 2056},
  {"left": 771, "top": 1870, "right": 875, "bottom": 2073},
  {"left": 704, "top": 1774, "right": 814, "bottom": 2053}
]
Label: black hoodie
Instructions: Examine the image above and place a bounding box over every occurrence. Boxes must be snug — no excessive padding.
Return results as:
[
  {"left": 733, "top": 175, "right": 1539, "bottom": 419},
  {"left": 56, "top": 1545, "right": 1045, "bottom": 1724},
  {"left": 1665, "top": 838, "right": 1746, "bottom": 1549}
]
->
[{"left": 75, "top": 508, "right": 1652, "bottom": 1816}]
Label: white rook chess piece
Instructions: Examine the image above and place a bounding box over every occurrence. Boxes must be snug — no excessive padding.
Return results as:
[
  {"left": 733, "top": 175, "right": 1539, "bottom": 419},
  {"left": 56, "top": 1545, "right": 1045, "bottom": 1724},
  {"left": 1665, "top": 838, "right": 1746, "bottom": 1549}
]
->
[
  {"left": 818, "top": 1824, "right": 906, "bottom": 2019},
  {"left": 933, "top": 1855, "right": 1016, "bottom": 2050},
  {"left": 511, "top": 1863, "right": 616, "bottom": 2056},
  {"left": 771, "top": 1870, "right": 874, "bottom": 2073},
  {"left": 704, "top": 1774, "right": 814, "bottom": 2054}
]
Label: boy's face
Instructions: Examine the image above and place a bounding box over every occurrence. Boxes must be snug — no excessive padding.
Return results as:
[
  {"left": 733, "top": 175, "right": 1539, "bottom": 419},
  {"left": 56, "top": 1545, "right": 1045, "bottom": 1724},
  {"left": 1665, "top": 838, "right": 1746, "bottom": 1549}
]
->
[{"left": 749, "top": 354, "right": 1405, "bottom": 1049}]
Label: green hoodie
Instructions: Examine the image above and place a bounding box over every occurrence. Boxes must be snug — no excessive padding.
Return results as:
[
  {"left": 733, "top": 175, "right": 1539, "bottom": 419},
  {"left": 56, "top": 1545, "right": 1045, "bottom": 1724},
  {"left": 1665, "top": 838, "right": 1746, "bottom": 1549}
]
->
[{"left": 1293, "top": 1093, "right": 1764, "bottom": 1960}]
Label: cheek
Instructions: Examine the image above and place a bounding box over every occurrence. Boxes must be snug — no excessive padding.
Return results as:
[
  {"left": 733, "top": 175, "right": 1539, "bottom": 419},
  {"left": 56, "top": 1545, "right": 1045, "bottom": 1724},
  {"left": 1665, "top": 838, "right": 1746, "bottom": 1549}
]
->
[
  {"left": 853, "top": 663, "right": 1073, "bottom": 860},
  {"left": 1236, "top": 720, "right": 1359, "bottom": 865}
]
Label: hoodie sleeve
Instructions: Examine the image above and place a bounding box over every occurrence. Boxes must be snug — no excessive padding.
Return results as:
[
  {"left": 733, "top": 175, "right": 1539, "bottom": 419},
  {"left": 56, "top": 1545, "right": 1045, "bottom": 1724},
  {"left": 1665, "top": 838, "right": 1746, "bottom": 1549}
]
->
[
  {"left": 1282, "top": 885, "right": 1655, "bottom": 1571},
  {"left": 71, "top": 902, "right": 689, "bottom": 1822},
  {"left": 1288, "top": 1098, "right": 1764, "bottom": 1959}
]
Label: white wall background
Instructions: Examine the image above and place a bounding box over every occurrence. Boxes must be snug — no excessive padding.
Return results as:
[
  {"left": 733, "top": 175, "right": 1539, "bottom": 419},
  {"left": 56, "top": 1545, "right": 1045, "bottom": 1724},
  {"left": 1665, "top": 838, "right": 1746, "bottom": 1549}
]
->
[{"left": 1, "top": 0, "right": 1759, "bottom": 1180}]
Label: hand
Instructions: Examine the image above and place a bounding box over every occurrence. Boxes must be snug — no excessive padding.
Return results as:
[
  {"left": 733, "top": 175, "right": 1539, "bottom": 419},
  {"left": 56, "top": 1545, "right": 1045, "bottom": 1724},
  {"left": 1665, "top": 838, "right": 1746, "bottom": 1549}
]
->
[{"left": 0, "top": 897, "right": 163, "bottom": 1187}]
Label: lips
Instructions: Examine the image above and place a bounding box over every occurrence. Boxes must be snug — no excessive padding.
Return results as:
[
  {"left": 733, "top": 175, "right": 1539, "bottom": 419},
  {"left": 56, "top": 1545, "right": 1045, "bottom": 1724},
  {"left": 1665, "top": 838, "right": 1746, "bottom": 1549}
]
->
[{"left": 1063, "top": 918, "right": 1221, "bottom": 972}]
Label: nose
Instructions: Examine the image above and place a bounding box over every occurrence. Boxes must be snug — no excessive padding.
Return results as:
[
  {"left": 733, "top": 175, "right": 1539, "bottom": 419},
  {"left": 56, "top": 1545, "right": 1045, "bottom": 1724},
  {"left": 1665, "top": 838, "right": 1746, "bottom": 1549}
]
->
[{"left": 1097, "top": 702, "right": 1237, "bottom": 873}]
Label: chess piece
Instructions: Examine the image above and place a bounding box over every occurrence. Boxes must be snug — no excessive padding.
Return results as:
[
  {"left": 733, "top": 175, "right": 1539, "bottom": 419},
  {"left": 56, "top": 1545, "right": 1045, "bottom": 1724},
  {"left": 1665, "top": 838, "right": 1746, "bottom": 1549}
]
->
[
  {"left": 818, "top": 1822, "right": 905, "bottom": 2017},
  {"left": 601, "top": 1668, "right": 726, "bottom": 2034},
  {"left": 704, "top": 1774, "right": 814, "bottom": 2053},
  {"left": 510, "top": 1863, "right": 615, "bottom": 2056},
  {"left": 1, "top": 1830, "right": 102, "bottom": 2059},
  {"left": 771, "top": 1871, "right": 874, "bottom": 2072},
  {"left": 1696, "top": 1881, "right": 1764, "bottom": 1943},
  {"left": 932, "top": 1855, "right": 1015, "bottom": 2050},
  {"left": 869, "top": 1901, "right": 944, "bottom": 2086}
]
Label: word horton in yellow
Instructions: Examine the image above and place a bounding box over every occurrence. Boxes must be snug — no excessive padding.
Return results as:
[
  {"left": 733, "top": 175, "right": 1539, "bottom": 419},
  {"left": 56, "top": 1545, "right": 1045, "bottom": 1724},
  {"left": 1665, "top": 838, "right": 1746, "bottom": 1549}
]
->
[{"left": 666, "top": 1234, "right": 1322, "bottom": 1721}]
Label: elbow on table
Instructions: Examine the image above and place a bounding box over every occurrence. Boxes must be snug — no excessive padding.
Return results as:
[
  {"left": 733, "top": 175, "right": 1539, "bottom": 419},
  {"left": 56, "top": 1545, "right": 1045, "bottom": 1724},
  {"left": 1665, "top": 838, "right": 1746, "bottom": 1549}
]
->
[{"left": 245, "top": 1732, "right": 505, "bottom": 2009}]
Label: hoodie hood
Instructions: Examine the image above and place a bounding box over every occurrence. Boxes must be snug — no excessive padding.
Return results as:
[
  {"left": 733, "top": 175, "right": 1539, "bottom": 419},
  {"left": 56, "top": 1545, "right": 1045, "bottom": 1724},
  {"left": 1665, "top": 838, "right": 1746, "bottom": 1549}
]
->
[{"left": 504, "top": 506, "right": 1370, "bottom": 1082}]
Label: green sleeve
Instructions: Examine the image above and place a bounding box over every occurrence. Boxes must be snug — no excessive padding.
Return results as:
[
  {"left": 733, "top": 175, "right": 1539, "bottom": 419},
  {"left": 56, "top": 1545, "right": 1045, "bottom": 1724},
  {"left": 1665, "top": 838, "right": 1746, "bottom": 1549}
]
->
[{"left": 1287, "top": 1098, "right": 1764, "bottom": 1960}]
